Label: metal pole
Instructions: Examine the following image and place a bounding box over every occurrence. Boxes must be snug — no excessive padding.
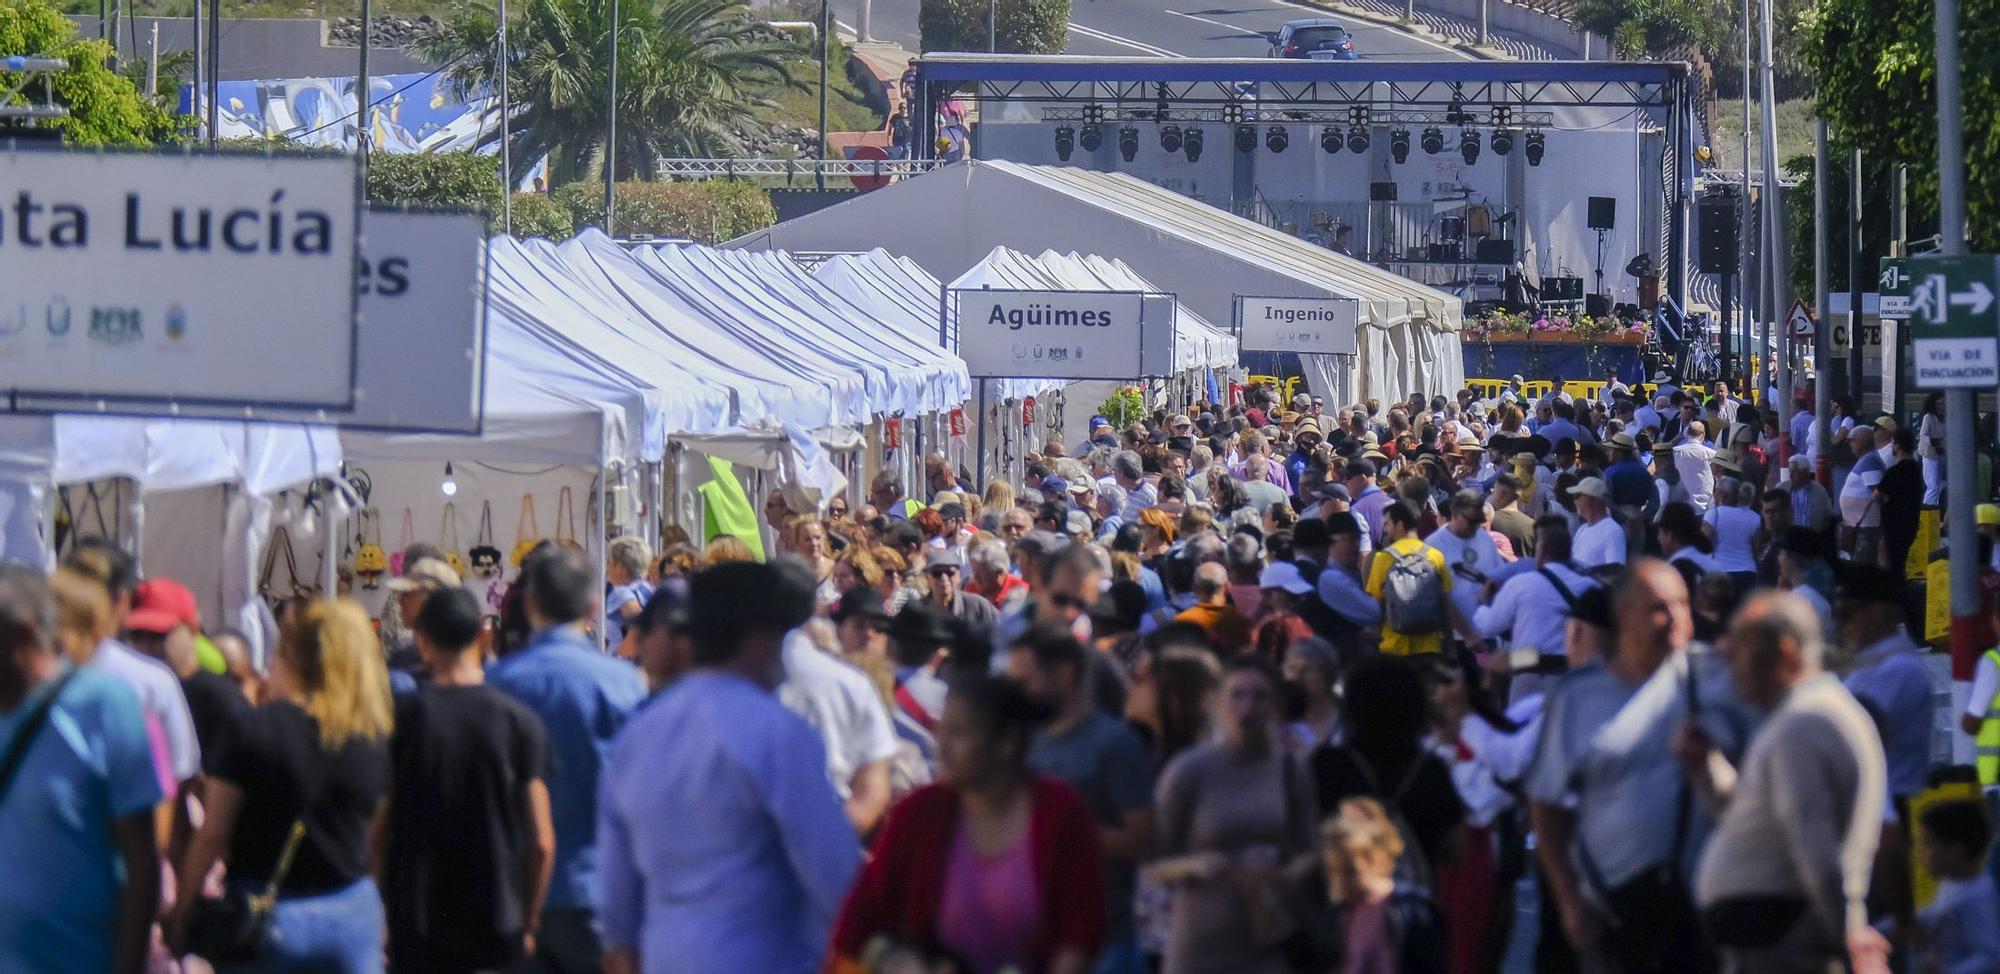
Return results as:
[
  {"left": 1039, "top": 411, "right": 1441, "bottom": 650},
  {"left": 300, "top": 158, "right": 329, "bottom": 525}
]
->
[
  {"left": 858, "top": 0, "right": 872, "bottom": 43},
  {"left": 1812, "top": 118, "right": 1832, "bottom": 486},
  {"left": 604, "top": 0, "right": 619, "bottom": 235},
  {"left": 987, "top": 0, "right": 996, "bottom": 51},
  {"left": 1738, "top": 0, "right": 1753, "bottom": 391},
  {"left": 1848, "top": 146, "right": 1863, "bottom": 405},
  {"left": 207, "top": 0, "right": 219, "bottom": 149},
  {"left": 499, "top": 0, "right": 511, "bottom": 233},
  {"left": 358, "top": 0, "right": 372, "bottom": 174},
  {"left": 146, "top": 22, "right": 157, "bottom": 97},
  {"left": 817, "top": 0, "right": 830, "bottom": 191},
  {"left": 191, "top": 0, "right": 203, "bottom": 141},
  {"left": 1478, "top": 0, "right": 1488, "bottom": 47},
  {"left": 1760, "top": 0, "right": 1787, "bottom": 458},
  {"left": 1931, "top": 0, "right": 1980, "bottom": 713},
  {"left": 975, "top": 381, "right": 988, "bottom": 488}
]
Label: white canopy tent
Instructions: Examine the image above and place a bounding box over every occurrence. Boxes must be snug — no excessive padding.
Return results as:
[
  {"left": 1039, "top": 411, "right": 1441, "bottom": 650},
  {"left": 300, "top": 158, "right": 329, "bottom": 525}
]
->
[
  {"left": 731, "top": 160, "right": 1465, "bottom": 405},
  {"left": 0, "top": 415, "right": 341, "bottom": 661}
]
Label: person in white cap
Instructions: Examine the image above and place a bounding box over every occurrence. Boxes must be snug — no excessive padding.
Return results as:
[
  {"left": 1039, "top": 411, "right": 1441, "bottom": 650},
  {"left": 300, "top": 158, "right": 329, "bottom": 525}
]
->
[
  {"left": 1569, "top": 477, "right": 1626, "bottom": 570},
  {"left": 1252, "top": 561, "right": 1318, "bottom": 659}
]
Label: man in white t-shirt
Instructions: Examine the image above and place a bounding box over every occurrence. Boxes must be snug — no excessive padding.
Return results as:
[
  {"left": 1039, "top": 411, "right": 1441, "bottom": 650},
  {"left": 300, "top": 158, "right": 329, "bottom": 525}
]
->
[
  {"left": 1425, "top": 490, "right": 1509, "bottom": 625},
  {"left": 1570, "top": 478, "right": 1626, "bottom": 570},
  {"left": 1674, "top": 422, "right": 1718, "bottom": 514},
  {"left": 779, "top": 627, "right": 901, "bottom": 835},
  {"left": 1838, "top": 427, "right": 1887, "bottom": 564}
]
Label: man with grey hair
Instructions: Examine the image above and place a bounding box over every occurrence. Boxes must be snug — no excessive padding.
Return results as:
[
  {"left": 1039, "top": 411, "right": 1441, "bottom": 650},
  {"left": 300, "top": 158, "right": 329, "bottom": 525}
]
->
[
  {"left": 1093, "top": 482, "right": 1129, "bottom": 543},
  {"left": 1687, "top": 591, "right": 1888, "bottom": 974},
  {"left": 965, "top": 538, "right": 1028, "bottom": 613},
  {"left": 1174, "top": 561, "right": 1253, "bottom": 652},
  {"left": 1240, "top": 455, "right": 1290, "bottom": 515},
  {"left": 1836, "top": 426, "right": 1884, "bottom": 562},
  {"left": 605, "top": 535, "right": 655, "bottom": 648},
  {"left": 870, "top": 470, "right": 913, "bottom": 521},
  {"left": 0, "top": 564, "right": 162, "bottom": 974},
  {"left": 1109, "top": 450, "right": 1156, "bottom": 520},
  {"left": 1186, "top": 445, "right": 1214, "bottom": 502},
  {"left": 1785, "top": 455, "right": 1835, "bottom": 532}
]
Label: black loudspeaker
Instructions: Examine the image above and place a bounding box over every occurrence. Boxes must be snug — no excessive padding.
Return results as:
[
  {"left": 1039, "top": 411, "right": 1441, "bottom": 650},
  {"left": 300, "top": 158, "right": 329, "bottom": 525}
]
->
[
  {"left": 1585, "top": 293, "right": 1612, "bottom": 316},
  {"left": 1698, "top": 202, "right": 1738, "bottom": 273},
  {"left": 1587, "top": 196, "right": 1616, "bottom": 231},
  {"left": 1370, "top": 181, "right": 1399, "bottom": 202},
  {"left": 1476, "top": 239, "right": 1515, "bottom": 263}
]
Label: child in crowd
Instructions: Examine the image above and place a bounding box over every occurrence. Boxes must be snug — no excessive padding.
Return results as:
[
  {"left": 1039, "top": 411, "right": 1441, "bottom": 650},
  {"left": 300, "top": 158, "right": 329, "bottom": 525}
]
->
[
  {"left": 1292, "top": 797, "right": 1446, "bottom": 974},
  {"left": 1911, "top": 799, "right": 2000, "bottom": 974}
]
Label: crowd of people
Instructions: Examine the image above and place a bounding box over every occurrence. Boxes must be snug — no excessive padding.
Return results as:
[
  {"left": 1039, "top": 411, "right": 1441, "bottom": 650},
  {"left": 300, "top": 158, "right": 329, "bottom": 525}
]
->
[{"left": 5, "top": 373, "right": 2000, "bottom": 974}]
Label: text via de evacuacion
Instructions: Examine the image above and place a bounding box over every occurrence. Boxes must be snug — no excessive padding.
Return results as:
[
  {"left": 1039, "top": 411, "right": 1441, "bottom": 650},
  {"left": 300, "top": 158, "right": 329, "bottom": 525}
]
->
[{"left": 0, "top": 191, "right": 338, "bottom": 256}]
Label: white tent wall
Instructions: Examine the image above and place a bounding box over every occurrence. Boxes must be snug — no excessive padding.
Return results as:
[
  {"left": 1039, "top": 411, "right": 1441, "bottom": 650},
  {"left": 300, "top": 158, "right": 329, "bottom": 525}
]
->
[
  {"left": 140, "top": 486, "right": 232, "bottom": 640},
  {"left": 730, "top": 162, "right": 1463, "bottom": 405}
]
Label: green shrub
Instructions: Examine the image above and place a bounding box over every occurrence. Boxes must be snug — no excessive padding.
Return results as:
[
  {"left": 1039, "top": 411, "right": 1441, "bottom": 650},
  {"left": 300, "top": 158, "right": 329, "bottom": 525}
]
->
[
  {"left": 366, "top": 152, "right": 504, "bottom": 211},
  {"left": 503, "top": 192, "right": 575, "bottom": 239},
  {"left": 553, "top": 180, "right": 777, "bottom": 243},
  {"left": 918, "top": 0, "right": 1069, "bottom": 54}
]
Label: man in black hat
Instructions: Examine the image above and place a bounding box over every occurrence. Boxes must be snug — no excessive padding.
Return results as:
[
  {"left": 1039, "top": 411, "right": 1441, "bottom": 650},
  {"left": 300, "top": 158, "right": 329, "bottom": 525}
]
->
[
  {"left": 922, "top": 547, "right": 996, "bottom": 632},
  {"left": 881, "top": 601, "right": 956, "bottom": 732},
  {"left": 598, "top": 560, "right": 860, "bottom": 974}
]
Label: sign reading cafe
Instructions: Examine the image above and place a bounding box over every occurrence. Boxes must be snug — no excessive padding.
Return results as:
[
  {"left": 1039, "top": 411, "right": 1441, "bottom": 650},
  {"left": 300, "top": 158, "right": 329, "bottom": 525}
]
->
[
  {"left": 1234, "top": 295, "right": 1360, "bottom": 355},
  {"left": 955, "top": 288, "right": 1149, "bottom": 379},
  {"left": 0, "top": 150, "right": 360, "bottom": 411}
]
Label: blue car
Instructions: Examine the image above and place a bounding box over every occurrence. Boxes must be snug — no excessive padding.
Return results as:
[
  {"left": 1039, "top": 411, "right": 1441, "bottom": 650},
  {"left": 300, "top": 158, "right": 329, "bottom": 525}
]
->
[{"left": 1271, "top": 19, "right": 1359, "bottom": 60}]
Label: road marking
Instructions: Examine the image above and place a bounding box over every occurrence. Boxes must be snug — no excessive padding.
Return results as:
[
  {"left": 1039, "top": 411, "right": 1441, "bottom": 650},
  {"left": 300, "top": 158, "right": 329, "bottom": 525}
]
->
[
  {"left": 1067, "top": 22, "right": 1184, "bottom": 57},
  {"left": 835, "top": 18, "right": 856, "bottom": 33},
  {"left": 1260, "top": 0, "right": 1464, "bottom": 56},
  {"left": 1166, "top": 10, "right": 1271, "bottom": 39}
]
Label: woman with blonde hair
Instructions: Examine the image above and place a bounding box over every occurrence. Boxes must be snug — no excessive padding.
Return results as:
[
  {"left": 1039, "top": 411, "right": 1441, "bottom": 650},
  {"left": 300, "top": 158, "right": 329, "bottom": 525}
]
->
[
  {"left": 980, "top": 479, "right": 1016, "bottom": 530},
  {"left": 50, "top": 566, "right": 114, "bottom": 665},
  {"left": 168, "top": 600, "right": 393, "bottom": 972},
  {"left": 701, "top": 534, "right": 757, "bottom": 566}
]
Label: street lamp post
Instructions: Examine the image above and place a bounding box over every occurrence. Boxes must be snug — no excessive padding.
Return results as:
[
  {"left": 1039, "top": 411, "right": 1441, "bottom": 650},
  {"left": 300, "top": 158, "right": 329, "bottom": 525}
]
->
[
  {"left": 817, "top": 0, "right": 830, "bottom": 190},
  {"left": 499, "top": 0, "right": 511, "bottom": 233},
  {"left": 604, "top": 0, "right": 619, "bottom": 236},
  {"left": 1932, "top": 0, "right": 1979, "bottom": 735}
]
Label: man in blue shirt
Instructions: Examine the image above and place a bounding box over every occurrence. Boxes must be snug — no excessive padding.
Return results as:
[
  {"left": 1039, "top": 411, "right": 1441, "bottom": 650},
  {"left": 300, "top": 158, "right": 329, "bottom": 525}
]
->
[
  {"left": 1833, "top": 562, "right": 1937, "bottom": 802},
  {"left": 0, "top": 565, "right": 161, "bottom": 974},
  {"left": 490, "top": 547, "right": 647, "bottom": 973},
  {"left": 599, "top": 559, "right": 859, "bottom": 974},
  {"left": 1602, "top": 432, "right": 1657, "bottom": 520}
]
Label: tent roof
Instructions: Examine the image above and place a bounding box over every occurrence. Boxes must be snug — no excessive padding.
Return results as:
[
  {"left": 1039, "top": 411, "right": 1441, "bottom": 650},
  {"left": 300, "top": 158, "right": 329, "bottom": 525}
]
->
[{"left": 730, "top": 160, "right": 1462, "bottom": 334}]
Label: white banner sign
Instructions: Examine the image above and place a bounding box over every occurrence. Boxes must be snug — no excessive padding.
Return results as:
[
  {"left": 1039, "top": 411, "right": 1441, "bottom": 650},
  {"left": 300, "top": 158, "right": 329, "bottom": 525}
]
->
[
  {"left": 955, "top": 289, "right": 1151, "bottom": 379},
  {"left": 0, "top": 150, "right": 359, "bottom": 411},
  {"left": 1235, "top": 295, "right": 1360, "bottom": 355},
  {"left": 59, "top": 208, "right": 490, "bottom": 432}
]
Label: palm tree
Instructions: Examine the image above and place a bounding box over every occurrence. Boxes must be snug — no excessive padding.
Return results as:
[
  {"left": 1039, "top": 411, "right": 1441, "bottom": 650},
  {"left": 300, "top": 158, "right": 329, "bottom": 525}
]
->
[{"left": 415, "top": 0, "right": 800, "bottom": 187}]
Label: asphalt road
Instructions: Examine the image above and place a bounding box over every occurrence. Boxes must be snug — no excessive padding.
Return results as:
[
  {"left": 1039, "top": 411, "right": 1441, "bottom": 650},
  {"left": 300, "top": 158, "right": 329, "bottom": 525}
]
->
[{"left": 838, "top": 0, "right": 1465, "bottom": 62}]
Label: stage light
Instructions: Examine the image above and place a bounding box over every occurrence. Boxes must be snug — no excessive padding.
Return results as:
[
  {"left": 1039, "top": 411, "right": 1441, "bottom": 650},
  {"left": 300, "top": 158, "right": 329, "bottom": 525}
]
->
[
  {"left": 1460, "top": 128, "right": 1480, "bottom": 165},
  {"left": 1118, "top": 125, "right": 1139, "bottom": 162},
  {"left": 1080, "top": 123, "right": 1102, "bottom": 152},
  {"left": 1235, "top": 124, "right": 1257, "bottom": 153},
  {"left": 1421, "top": 126, "right": 1444, "bottom": 155},
  {"left": 1266, "top": 125, "right": 1288, "bottom": 153},
  {"left": 1223, "top": 101, "right": 1244, "bottom": 124},
  {"left": 1183, "top": 126, "right": 1203, "bottom": 161},
  {"left": 1389, "top": 128, "right": 1411, "bottom": 163},
  {"left": 1054, "top": 125, "right": 1075, "bottom": 161},
  {"left": 1321, "top": 126, "right": 1341, "bottom": 154},
  {"left": 1346, "top": 124, "right": 1369, "bottom": 154},
  {"left": 1160, "top": 124, "right": 1182, "bottom": 154},
  {"left": 1525, "top": 129, "right": 1545, "bottom": 166},
  {"left": 1491, "top": 127, "right": 1514, "bottom": 156}
]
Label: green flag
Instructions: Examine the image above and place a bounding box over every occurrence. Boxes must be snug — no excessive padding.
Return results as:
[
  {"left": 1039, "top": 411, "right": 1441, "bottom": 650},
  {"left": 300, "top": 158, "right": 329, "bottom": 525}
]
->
[{"left": 697, "top": 455, "right": 764, "bottom": 561}]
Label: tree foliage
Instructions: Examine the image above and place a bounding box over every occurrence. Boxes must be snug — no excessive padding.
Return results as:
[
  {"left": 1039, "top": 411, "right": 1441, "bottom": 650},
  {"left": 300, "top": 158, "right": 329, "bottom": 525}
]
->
[
  {"left": 0, "top": 0, "right": 178, "bottom": 145},
  {"left": 918, "top": 0, "right": 1069, "bottom": 54},
  {"left": 552, "top": 179, "right": 775, "bottom": 242},
  {"left": 1801, "top": 0, "right": 1998, "bottom": 250},
  {"left": 1570, "top": 0, "right": 1717, "bottom": 59},
  {"left": 414, "top": 0, "right": 800, "bottom": 188}
]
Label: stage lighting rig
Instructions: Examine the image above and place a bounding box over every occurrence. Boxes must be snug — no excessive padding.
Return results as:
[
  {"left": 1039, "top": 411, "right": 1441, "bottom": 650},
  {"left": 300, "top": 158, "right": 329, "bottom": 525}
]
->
[
  {"left": 1183, "top": 126, "right": 1204, "bottom": 161},
  {"left": 1460, "top": 128, "right": 1480, "bottom": 164},
  {"left": 1160, "top": 124, "right": 1182, "bottom": 154},
  {"left": 1346, "top": 124, "right": 1369, "bottom": 154},
  {"left": 1389, "top": 128, "right": 1410, "bottom": 163},
  {"left": 1266, "top": 125, "right": 1288, "bottom": 153},
  {"left": 1054, "top": 125, "right": 1075, "bottom": 160},
  {"left": 1118, "top": 125, "right": 1139, "bottom": 162},
  {"left": 1421, "top": 126, "right": 1444, "bottom": 155}
]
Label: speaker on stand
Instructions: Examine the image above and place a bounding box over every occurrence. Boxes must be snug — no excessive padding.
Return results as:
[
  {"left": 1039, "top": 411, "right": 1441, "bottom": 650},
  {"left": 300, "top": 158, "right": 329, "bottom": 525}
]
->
[{"left": 1587, "top": 196, "right": 1615, "bottom": 309}]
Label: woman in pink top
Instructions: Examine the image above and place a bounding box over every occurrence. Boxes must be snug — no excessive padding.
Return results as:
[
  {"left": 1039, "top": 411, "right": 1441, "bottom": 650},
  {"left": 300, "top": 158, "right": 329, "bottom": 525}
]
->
[{"left": 830, "top": 675, "right": 1106, "bottom": 974}]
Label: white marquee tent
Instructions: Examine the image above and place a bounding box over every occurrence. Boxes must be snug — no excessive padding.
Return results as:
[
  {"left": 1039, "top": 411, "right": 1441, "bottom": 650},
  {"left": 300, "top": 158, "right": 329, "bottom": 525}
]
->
[{"left": 731, "top": 160, "right": 1466, "bottom": 404}]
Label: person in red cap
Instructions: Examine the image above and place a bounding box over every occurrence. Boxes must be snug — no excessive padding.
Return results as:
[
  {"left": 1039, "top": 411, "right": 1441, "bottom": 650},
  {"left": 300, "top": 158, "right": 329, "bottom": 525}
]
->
[{"left": 126, "top": 578, "right": 250, "bottom": 789}]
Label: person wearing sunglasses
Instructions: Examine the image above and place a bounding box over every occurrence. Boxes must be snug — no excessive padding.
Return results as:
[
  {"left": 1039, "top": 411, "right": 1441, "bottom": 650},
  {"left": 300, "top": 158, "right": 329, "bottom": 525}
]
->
[
  {"left": 827, "top": 499, "right": 850, "bottom": 520},
  {"left": 924, "top": 549, "right": 996, "bottom": 630},
  {"left": 992, "top": 542, "right": 1106, "bottom": 655}
]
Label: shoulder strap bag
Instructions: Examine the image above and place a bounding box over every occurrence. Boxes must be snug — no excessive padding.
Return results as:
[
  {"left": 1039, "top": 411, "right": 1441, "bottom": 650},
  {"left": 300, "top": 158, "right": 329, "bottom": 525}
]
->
[
  {"left": 185, "top": 762, "right": 318, "bottom": 963},
  {"left": 556, "top": 486, "right": 583, "bottom": 553},
  {"left": 0, "top": 668, "right": 80, "bottom": 805}
]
